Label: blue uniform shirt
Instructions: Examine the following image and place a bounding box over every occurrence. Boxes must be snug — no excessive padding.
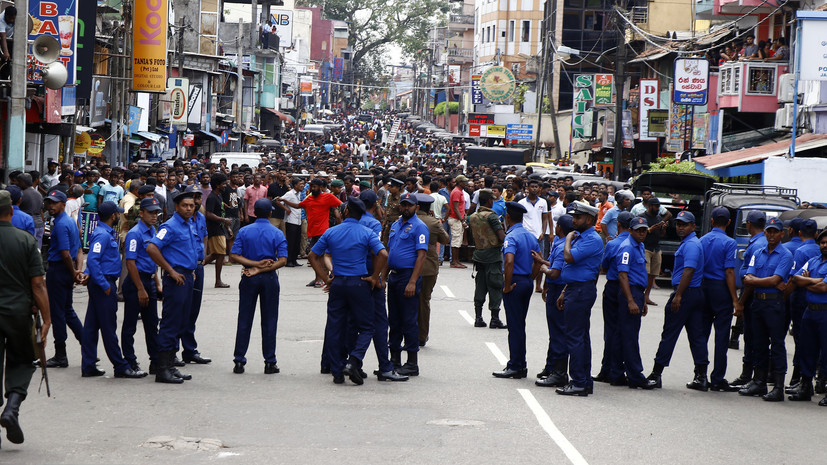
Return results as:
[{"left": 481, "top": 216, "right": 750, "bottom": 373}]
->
[
  {"left": 192, "top": 211, "right": 207, "bottom": 261},
  {"left": 740, "top": 232, "right": 767, "bottom": 281},
  {"left": 503, "top": 223, "right": 540, "bottom": 276},
  {"left": 601, "top": 231, "right": 629, "bottom": 281},
  {"left": 231, "top": 218, "right": 288, "bottom": 262},
  {"left": 600, "top": 206, "right": 621, "bottom": 238},
  {"left": 700, "top": 227, "right": 737, "bottom": 281},
  {"left": 492, "top": 199, "right": 506, "bottom": 223},
  {"left": 672, "top": 233, "right": 704, "bottom": 287},
  {"left": 125, "top": 221, "right": 158, "bottom": 274},
  {"left": 312, "top": 218, "right": 385, "bottom": 277},
  {"left": 84, "top": 222, "right": 121, "bottom": 290},
  {"left": 798, "top": 256, "right": 827, "bottom": 304},
  {"left": 11, "top": 205, "right": 35, "bottom": 236},
  {"left": 387, "top": 214, "right": 429, "bottom": 270},
  {"left": 792, "top": 239, "right": 819, "bottom": 274},
  {"left": 616, "top": 237, "right": 649, "bottom": 288},
  {"left": 562, "top": 226, "right": 603, "bottom": 283},
  {"left": 149, "top": 213, "right": 198, "bottom": 270},
  {"left": 746, "top": 244, "right": 793, "bottom": 293},
  {"left": 48, "top": 211, "right": 80, "bottom": 262},
  {"left": 359, "top": 211, "right": 383, "bottom": 274},
  {"left": 547, "top": 236, "right": 568, "bottom": 285},
  {"left": 783, "top": 236, "right": 803, "bottom": 255}
]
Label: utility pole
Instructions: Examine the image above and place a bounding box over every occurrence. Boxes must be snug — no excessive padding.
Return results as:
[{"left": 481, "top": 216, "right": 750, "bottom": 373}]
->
[
  {"left": 6, "top": 0, "right": 28, "bottom": 175},
  {"left": 425, "top": 49, "right": 433, "bottom": 122},
  {"left": 534, "top": 28, "right": 550, "bottom": 162},
  {"left": 177, "top": 17, "right": 185, "bottom": 156},
  {"left": 612, "top": 7, "right": 627, "bottom": 182},
  {"left": 236, "top": 19, "right": 244, "bottom": 151}
]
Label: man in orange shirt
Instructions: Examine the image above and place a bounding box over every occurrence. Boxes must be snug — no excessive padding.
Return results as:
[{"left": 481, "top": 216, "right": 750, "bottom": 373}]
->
[{"left": 595, "top": 189, "right": 613, "bottom": 243}]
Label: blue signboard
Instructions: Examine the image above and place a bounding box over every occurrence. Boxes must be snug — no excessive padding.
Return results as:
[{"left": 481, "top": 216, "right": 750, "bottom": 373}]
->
[
  {"left": 506, "top": 123, "right": 534, "bottom": 140},
  {"left": 127, "top": 106, "right": 142, "bottom": 136},
  {"left": 471, "top": 75, "right": 482, "bottom": 105},
  {"left": 673, "top": 58, "right": 709, "bottom": 105}
]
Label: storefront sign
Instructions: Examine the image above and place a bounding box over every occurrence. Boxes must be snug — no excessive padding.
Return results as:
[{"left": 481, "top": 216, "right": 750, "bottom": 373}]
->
[
  {"left": 168, "top": 77, "right": 189, "bottom": 128},
  {"left": 471, "top": 75, "right": 482, "bottom": 105},
  {"left": 486, "top": 125, "right": 506, "bottom": 138},
  {"left": 639, "top": 79, "right": 660, "bottom": 141},
  {"left": 647, "top": 109, "right": 669, "bottom": 137},
  {"left": 572, "top": 74, "right": 594, "bottom": 138},
  {"left": 673, "top": 58, "right": 709, "bottom": 105},
  {"left": 28, "top": 0, "right": 77, "bottom": 85},
  {"left": 594, "top": 74, "right": 613, "bottom": 106},
  {"left": 468, "top": 113, "right": 495, "bottom": 125},
  {"left": 89, "top": 76, "right": 110, "bottom": 127},
  {"left": 132, "top": 0, "right": 168, "bottom": 92}
]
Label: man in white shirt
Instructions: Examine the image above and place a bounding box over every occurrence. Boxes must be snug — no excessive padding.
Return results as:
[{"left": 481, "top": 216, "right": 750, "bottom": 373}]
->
[
  {"left": 429, "top": 181, "right": 447, "bottom": 220},
  {"left": 280, "top": 178, "right": 304, "bottom": 267},
  {"left": 630, "top": 186, "right": 670, "bottom": 217},
  {"left": 518, "top": 179, "right": 548, "bottom": 293}
]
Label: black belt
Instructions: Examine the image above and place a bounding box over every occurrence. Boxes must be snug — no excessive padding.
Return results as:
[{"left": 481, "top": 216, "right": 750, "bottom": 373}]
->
[
  {"left": 390, "top": 268, "right": 413, "bottom": 274},
  {"left": 568, "top": 280, "right": 596, "bottom": 287},
  {"left": 337, "top": 275, "right": 368, "bottom": 280},
  {"left": 171, "top": 266, "right": 195, "bottom": 273},
  {"left": 105, "top": 275, "right": 118, "bottom": 281},
  {"left": 808, "top": 303, "right": 827, "bottom": 311},
  {"left": 754, "top": 292, "right": 781, "bottom": 300},
  {"left": 138, "top": 271, "right": 155, "bottom": 279}
]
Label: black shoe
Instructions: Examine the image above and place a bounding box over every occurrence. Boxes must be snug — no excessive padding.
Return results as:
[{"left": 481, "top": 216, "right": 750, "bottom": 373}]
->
[
  {"left": 114, "top": 368, "right": 147, "bottom": 379},
  {"left": 629, "top": 379, "right": 659, "bottom": 390},
  {"left": 233, "top": 362, "right": 245, "bottom": 374},
  {"left": 709, "top": 380, "right": 740, "bottom": 392},
  {"left": 492, "top": 367, "right": 527, "bottom": 379},
  {"left": 397, "top": 362, "right": 419, "bottom": 377},
  {"left": 610, "top": 377, "right": 629, "bottom": 387},
  {"left": 815, "top": 378, "right": 827, "bottom": 394},
  {"left": 646, "top": 373, "right": 662, "bottom": 389},
  {"left": 129, "top": 362, "right": 142, "bottom": 372},
  {"left": 728, "top": 338, "right": 740, "bottom": 350},
  {"left": 785, "top": 382, "right": 801, "bottom": 395},
  {"left": 377, "top": 370, "right": 409, "bottom": 381},
  {"left": 0, "top": 393, "right": 24, "bottom": 444},
  {"left": 762, "top": 373, "right": 786, "bottom": 402},
  {"left": 686, "top": 374, "right": 709, "bottom": 392},
  {"left": 183, "top": 354, "right": 212, "bottom": 364},
  {"left": 738, "top": 381, "right": 768, "bottom": 397},
  {"left": 344, "top": 363, "right": 364, "bottom": 385},
  {"left": 170, "top": 367, "right": 192, "bottom": 380},
  {"left": 474, "top": 317, "right": 487, "bottom": 328},
  {"left": 358, "top": 368, "right": 368, "bottom": 379},
  {"left": 789, "top": 379, "right": 814, "bottom": 402},
  {"left": 82, "top": 368, "right": 105, "bottom": 377},
  {"left": 489, "top": 318, "right": 507, "bottom": 329},
  {"left": 172, "top": 357, "right": 186, "bottom": 367},
  {"left": 592, "top": 371, "right": 610, "bottom": 383},
  {"left": 306, "top": 280, "right": 318, "bottom": 287},
  {"left": 148, "top": 362, "right": 159, "bottom": 375},
  {"left": 819, "top": 396, "right": 827, "bottom": 406},
  {"left": 320, "top": 365, "right": 331, "bottom": 374},
  {"left": 419, "top": 340, "right": 427, "bottom": 347},
  {"left": 555, "top": 383, "right": 589, "bottom": 397},
  {"left": 45, "top": 355, "right": 69, "bottom": 368},
  {"left": 291, "top": 261, "right": 302, "bottom": 267},
  {"left": 264, "top": 362, "right": 279, "bottom": 374},
  {"left": 333, "top": 375, "right": 345, "bottom": 384},
  {"left": 285, "top": 262, "right": 296, "bottom": 267},
  {"left": 536, "top": 368, "right": 552, "bottom": 379},
  {"left": 536, "top": 372, "right": 568, "bottom": 387}
]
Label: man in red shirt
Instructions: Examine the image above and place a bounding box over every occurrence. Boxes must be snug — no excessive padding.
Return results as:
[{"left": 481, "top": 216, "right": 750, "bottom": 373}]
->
[
  {"left": 447, "top": 174, "right": 468, "bottom": 268},
  {"left": 594, "top": 189, "right": 613, "bottom": 243}
]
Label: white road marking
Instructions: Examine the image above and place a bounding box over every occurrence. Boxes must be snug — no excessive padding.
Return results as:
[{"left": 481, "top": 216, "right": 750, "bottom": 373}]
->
[
  {"left": 485, "top": 342, "right": 508, "bottom": 366},
  {"left": 517, "top": 389, "right": 589, "bottom": 465},
  {"left": 458, "top": 310, "right": 475, "bottom": 325},
  {"left": 441, "top": 285, "right": 455, "bottom": 298}
]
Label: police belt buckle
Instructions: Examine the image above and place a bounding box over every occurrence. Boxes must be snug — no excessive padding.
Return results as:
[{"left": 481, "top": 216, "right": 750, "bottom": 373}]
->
[
  {"left": 755, "top": 292, "right": 780, "bottom": 301},
  {"left": 808, "top": 303, "right": 827, "bottom": 311}
]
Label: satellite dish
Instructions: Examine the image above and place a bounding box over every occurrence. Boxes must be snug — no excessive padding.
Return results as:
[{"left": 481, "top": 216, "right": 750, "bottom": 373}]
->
[
  {"left": 41, "top": 62, "right": 67, "bottom": 89},
  {"left": 32, "top": 35, "right": 60, "bottom": 64}
]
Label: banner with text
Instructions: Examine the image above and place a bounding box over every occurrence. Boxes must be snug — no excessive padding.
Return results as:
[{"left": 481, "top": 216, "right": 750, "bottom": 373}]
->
[
  {"left": 572, "top": 74, "right": 594, "bottom": 138},
  {"left": 639, "top": 79, "right": 660, "bottom": 142},
  {"left": 132, "top": 0, "right": 168, "bottom": 92}
]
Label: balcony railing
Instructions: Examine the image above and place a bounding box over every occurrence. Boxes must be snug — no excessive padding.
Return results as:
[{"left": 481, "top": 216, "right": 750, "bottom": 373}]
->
[
  {"left": 719, "top": 61, "right": 785, "bottom": 97},
  {"left": 449, "top": 14, "right": 475, "bottom": 25},
  {"left": 447, "top": 47, "right": 474, "bottom": 58}
]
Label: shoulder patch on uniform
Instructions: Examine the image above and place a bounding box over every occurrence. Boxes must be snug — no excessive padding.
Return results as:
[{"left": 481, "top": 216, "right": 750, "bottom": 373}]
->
[
  {"left": 92, "top": 242, "right": 101, "bottom": 253},
  {"left": 621, "top": 252, "right": 629, "bottom": 265},
  {"left": 419, "top": 234, "right": 426, "bottom": 244},
  {"left": 802, "top": 261, "right": 810, "bottom": 272},
  {"left": 503, "top": 240, "right": 509, "bottom": 247},
  {"left": 129, "top": 239, "right": 137, "bottom": 252},
  {"left": 748, "top": 255, "right": 755, "bottom": 267},
  {"left": 156, "top": 228, "right": 167, "bottom": 240}
]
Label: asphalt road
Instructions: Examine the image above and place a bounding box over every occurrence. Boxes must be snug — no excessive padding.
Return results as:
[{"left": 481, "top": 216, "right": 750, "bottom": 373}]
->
[{"left": 4, "top": 262, "right": 824, "bottom": 464}]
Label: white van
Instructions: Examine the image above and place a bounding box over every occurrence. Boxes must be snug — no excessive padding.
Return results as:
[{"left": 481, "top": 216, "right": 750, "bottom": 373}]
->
[{"left": 210, "top": 152, "right": 264, "bottom": 168}]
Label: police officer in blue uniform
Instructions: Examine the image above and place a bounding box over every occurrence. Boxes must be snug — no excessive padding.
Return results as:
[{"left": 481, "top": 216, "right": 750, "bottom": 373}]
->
[
  {"left": 229, "top": 198, "right": 288, "bottom": 374},
  {"left": 699, "top": 207, "right": 741, "bottom": 392},
  {"left": 647, "top": 211, "right": 708, "bottom": 390},
  {"left": 786, "top": 219, "right": 819, "bottom": 391},
  {"left": 556, "top": 201, "right": 603, "bottom": 396},
  {"left": 309, "top": 197, "right": 387, "bottom": 385},
  {"left": 42, "top": 189, "right": 84, "bottom": 367},
  {"left": 788, "top": 228, "right": 827, "bottom": 405},
  {"left": 730, "top": 211, "right": 767, "bottom": 387},
  {"left": 739, "top": 217, "right": 793, "bottom": 401},
  {"left": 122, "top": 198, "right": 162, "bottom": 374},
  {"left": 147, "top": 191, "right": 198, "bottom": 384},
  {"left": 358, "top": 190, "right": 408, "bottom": 381},
  {"left": 594, "top": 211, "right": 634, "bottom": 384},
  {"left": 493, "top": 201, "right": 541, "bottom": 379},
  {"left": 534, "top": 214, "right": 574, "bottom": 387},
  {"left": 386, "top": 192, "right": 429, "bottom": 377},
  {"left": 179, "top": 188, "right": 211, "bottom": 365},
  {"left": 6, "top": 186, "right": 35, "bottom": 235},
  {"left": 81, "top": 201, "right": 146, "bottom": 379},
  {"left": 614, "top": 217, "right": 658, "bottom": 389},
  {"left": 783, "top": 218, "right": 804, "bottom": 255}
]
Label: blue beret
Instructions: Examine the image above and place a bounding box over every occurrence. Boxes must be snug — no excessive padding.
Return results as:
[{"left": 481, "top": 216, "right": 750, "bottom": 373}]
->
[
  {"left": 630, "top": 217, "right": 649, "bottom": 230},
  {"left": 44, "top": 189, "right": 67, "bottom": 204},
  {"left": 801, "top": 219, "right": 818, "bottom": 235},
  {"left": 416, "top": 193, "right": 435, "bottom": 205},
  {"left": 254, "top": 198, "right": 275, "bottom": 212},
  {"left": 399, "top": 192, "right": 417, "bottom": 205},
  {"left": 347, "top": 196, "right": 366, "bottom": 214}
]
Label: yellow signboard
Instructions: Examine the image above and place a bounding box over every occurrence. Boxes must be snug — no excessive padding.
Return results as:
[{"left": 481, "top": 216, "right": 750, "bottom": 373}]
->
[
  {"left": 74, "top": 131, "right": 91, "bottom": 153},
  {"left": 132, "top": 0, "right": 168, "bottom": 92},
  {"left": 487, "top": 125, "right": 506, "bottom": 138}
]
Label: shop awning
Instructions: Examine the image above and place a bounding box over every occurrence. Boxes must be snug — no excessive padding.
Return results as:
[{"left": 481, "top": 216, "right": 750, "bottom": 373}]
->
[
  {"left": 135, "top": 131, "right": 165, "bottom": 142},
  {"left": 694, "top": 134, "right": 827, "bottom": 176},
  {"left": 199, "top": 130, "right": 222, "bottom": 143},
  {"left": 75, "top": 125, "right": 94, "bottom": 134},
  {"left": 266, "top": 108, "right": 294, "bottom": 122},
  {"left": 628, "top": 49, "right": 671, "bottom": 64}
]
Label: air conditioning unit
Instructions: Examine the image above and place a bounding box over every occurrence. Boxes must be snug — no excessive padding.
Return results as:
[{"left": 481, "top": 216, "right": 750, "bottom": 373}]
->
[
  {"left": 785, "top": 102, "right": 796, "bottom": 128},
  {"left": 778, "top": 74, "right": 795, "bottom": 103},
  {"left": 774, "top": 107, "right": 788, "bottom": 130}
]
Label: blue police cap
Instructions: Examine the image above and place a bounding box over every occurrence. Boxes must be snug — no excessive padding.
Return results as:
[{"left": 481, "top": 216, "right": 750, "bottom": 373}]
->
[
  {"left": 389, "top": 177, "right": 405, "bottom": 187},
  {"left": 254, "top": 198, "right": 275, "bottom": 212},
  {"left": 788, "top": 217, "right": 804, "bottom": 231},
  {"left": 140, "top": 198, "right": 162, "bottom": 212},
  {"left": 618, "top": 211, "right": 634, "bottom": 228},
  {"left": 346, "top": 196, "right": 366, "bottom": 214},
  {"left": 711, "top": 206, "right": 730, "bottom": 221},
  {"left": 765, "top": 217, "right": 783, "bottom": 230},
  {"left": 746, "top": 210, "right": 766, "bottom": 225},
  {"left": 801, "top": 219, "right": 818, "bottom": 235},
  {"left": 557, "top": 214, "right": 574, "bottom": 233},
  {"left": 44, "top": 189, "right": 67, "bottom": 204},
  {"left": 675, "top": 210, "right": 695, "bottom": 223},
  {"left": 359, "top": 189, "right": 378, "bottom": 208},
  {"left": 630, "top": 217, "right": 649, "bottom": 230},
  {"left": 548, "top": 190, "right": 559, "bottom": 197},
  {"left": 505, "top": 201, "right": 528, "bottom": 215},
  {"left": 98, "top": 201, "right": 124, "bottom": 217},
  {"left": 416, "top": 193, "right": 435, "bottom": 206},
  {"left": 172, "top": 191, "right": 196, "bottom": 203},
  {"left": 138, "top": 184, "right": 155, "bottom": 195},
  {"left": 399, "top": 192, "right": 418, "bottom": 205},
  {"left": 5, "top": 185, "right": 22, "bottom": 203}
]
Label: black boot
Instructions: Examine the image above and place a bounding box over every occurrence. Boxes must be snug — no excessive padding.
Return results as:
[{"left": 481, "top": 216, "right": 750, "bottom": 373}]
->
[
  {"left": 397, "top": 351, "right": 419, "bottom": 376},
  {"left": 789, "top": 376, "right": 814, "bottom": 402},
  {"left": 762, "top": 373, "right": 785, "bottom": 402},
  {"left": 45, "top": 342, "right": 68, "bottom": 368},
  {"left": 686, "top": 364, "right": 709, "bottom": 392},
  {"left": 154, "top": 352, "right": 184, "bottom": 384},
  {"left": 646, "top": 362, "right": 664, "bottom": 389},
  {"left": 536, "top": 359, "right": 568, "bottom": 387},
  {"left": 390, "top": 350, "right": 402, "bottom": 370},
  {"left": 489, "top": 310, "right": 507, "bottom": 329},
  {"left": 0, "top": 392, "right": 25, "bottom": 444},
  {"left": 729, "top": 363, "right": 753, "bottom": 388},
  {"left": 815, "top": 376, "right": 827, "bottom": 394},
  {"left": 738, "top": 369, "right": 767, "bottom": 396}
]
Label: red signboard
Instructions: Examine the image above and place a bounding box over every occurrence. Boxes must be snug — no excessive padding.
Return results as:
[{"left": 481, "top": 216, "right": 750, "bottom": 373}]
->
[
  {"left": 468, "top": 113, "right": 494, "bottom": 125},
  {"left": 468, "top": 124, "right": 481, "bottom": 137}
]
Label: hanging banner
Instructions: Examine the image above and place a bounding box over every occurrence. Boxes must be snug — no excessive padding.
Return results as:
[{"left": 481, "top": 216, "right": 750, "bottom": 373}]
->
[
  {"left": 572, "top": 74, "right": 594, "bottom": 138},
  {"left": 168, "top": 77, "right": 189, "bottom": 128},
  {"left": 333, "top": 58, "right": 343, "bottom": 81},
  {"left": 692, "top": 113, "right": 709, "bottom": 150},
  {"left": 471, "top": 75, "right": 482, "bottom": 105},
  {"left": 89, "top": 76, "right": 110, "bottom": 127},
  {"left": 666, "top": 85, "right": 690, "bottom": 152},
  {"left": 132, "top": 0, "right": 168, "bottom": 92},
  {"left": 300, "top": 76, "right": 313, "bottom": 97},
  {"left": 639, "top": 79, "right": 660, "bottom": 142},
  {"left": 28, "top": 0, "right": 77, "bottom": 85},
  {"left": 647, "top": 109, "right": 669, "bottom": 137},
  {"left": 673, "top": 58, "right": 709, "bottom": 105},
  {"left": 593, "top": 74, "right": 614, "bottom": 106}
]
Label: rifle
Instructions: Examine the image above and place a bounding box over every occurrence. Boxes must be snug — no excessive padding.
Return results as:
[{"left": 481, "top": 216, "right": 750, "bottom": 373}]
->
[{"left": 32, "top": 308, "right": 51, "bottom": 397}]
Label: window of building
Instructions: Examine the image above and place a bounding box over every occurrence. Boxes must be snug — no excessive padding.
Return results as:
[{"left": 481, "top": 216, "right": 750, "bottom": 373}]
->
[
  {"left": 746, "top": 65, "right": 776, "bottom": 95},
  {"left": 509, "top": 20, "right": 515, "bottom": 42},
  {"left": 522, "top": 20, "right": 530, "bottom": 42},
  {"left": 584, "top": 12, "right": 604, "bottom": 31},
  {"left": 563, "top": 12, "right": 581, "bottom": 30},
  {"left": 586, "top": 0, "right": 602, "bottom": 8}
]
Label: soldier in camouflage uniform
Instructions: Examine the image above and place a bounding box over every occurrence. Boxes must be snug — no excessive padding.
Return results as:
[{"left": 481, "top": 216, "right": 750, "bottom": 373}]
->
[
  {"left": 125, "top": 184, "right": 157, "bottom": 233},
  {"left": 469, "top": 189, "right": 507, "bottom": 328},
  {"left": 415, "top": 193, "right": 450, "bottom": 346},
  {"left": 381, "top": 178, "right": 404, "bottom": 245}
]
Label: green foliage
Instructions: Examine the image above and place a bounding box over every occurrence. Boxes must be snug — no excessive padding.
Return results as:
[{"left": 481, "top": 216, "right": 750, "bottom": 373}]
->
[
  {"left": 541, "top": 96, "right": 551, "bottom": 113},
  {"left": 644, "top": 158, "right": 718, "bottom": 179},
  {"left": 434, "top": 101, "right": 446, "bottom": 116},
  {"left": 447, "top": 101, "right": 459, "bottom": 114},
  {"left": 513, "top": 83, "right": 529, "bottom": 111},
  {"left": 400, "top": 100, "right": 408, "bottom": 111}
]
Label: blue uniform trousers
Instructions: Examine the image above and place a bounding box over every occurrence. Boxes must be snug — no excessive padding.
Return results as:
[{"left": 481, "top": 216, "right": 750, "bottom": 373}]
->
[
  {"left": 121, "top": 273, "right": 159, "bottom": 365},
  {"left": 81, "top": 276, "right": 130, "bottom": 374},
  {"left": 751, "top": 296, "right": 787, "bottom": 374},
  {"left": 346, "top": 285, "right": 394, "bottom": 372},
  {"left": 702, "top": 280, "right": 734, "bottom": 384},
  {"left": 790, "top": 290, "right": 807, "bottom": 368},
  {"left": 46, "top": 262, "right": 84, "bottom": 345},
  {"left": 563, "top": 281, "right": 597, "bottom": 388},
  {"left": 600, "top": 279, "right": 620, "bottom": 378},
  {"left": 654, "top": 287, "right": 708, "bottom": 367},
  {"left": 387, "top": 269, "right": 421, "bottom": 353},
  {"left": 158, "top": 268, "right": 194, "bottom": 353},
  {"left": 324, "top": 276, "right": 374, "bottom": 375},
  {"left": 741, "top": 294, "right": 755, "bottom": 366},
  {"left": 502, "top": 274, "right": 533, "bottom": 370},
  {"left": 543, "top": 283, "right": 567, "bottom": 372},
  {"left": 180, "top": 264, "right": 204, "bottom": 358},
  {"left": 234, "top": 272, "right": 279, "bottom": 364},
  {"left": 798, "top": 307, "right": 827, "bottom": 377},
  {"left": 612, "top": 284, "right": 646, "bottom": 385}
]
